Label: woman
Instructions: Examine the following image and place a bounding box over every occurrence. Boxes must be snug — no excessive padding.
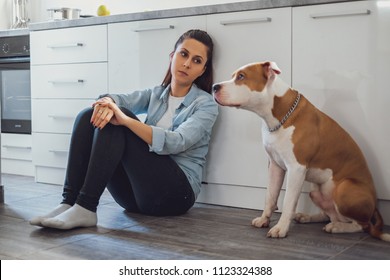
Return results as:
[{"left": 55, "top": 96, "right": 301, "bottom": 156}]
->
[{"left": 30, "top": 29, "right": 218, "bottom": 230}]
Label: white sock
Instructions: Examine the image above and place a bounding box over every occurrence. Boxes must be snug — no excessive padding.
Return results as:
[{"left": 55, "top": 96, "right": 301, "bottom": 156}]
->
[
  {"left": 41, "top": 204, "right": 97, "bottom": 230},
  {"left": 29, "top": 204, "right": 72, "bottom": 226}
]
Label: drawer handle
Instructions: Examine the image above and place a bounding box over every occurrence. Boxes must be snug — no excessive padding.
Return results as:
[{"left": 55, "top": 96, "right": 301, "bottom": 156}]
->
[
  {"left": 47, "top": 43, "right": 84, "bottom": 49},
  {"left": 133, "top": 25, "right": 175, "bottom": 32},
  {"left": 49, "top": 149, "right": 68, "bottom": 154},
  {"left": 48, "top": 115, "right": 74, "bottom": 119},
  {"left": 220, "top": 17, "right": 272, "bottom": 26},
  {"left": 2, "top": 145, "right": 31, "bottom": 150},
  {"left": 310, "top": 9, "right": 371, "bottom": 19},
  {"left": 48, "top": 79, "right": 84, "bottom": 84}
]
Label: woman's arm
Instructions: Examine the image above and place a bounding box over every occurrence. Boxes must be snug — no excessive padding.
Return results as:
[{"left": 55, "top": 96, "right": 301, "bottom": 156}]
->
[
  {"left": 150, "top": 96, "right": 218, "bottom": 155},
  {"left": 109, "top": 102, "right": 153, "bottom": 145},
  {"left": 91, "top": 100, "right": 153, "bottom": 145}
]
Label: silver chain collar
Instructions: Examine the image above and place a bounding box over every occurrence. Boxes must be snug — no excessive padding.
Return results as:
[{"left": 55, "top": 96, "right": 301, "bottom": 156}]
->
[{"left": 268, "top": 92, "right": 301, "bottom": 133}]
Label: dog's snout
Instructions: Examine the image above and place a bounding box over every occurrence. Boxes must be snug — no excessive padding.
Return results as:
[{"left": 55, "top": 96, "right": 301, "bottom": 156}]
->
[{"left": 212, "top": 84, "right": 221, "bottom": 93}]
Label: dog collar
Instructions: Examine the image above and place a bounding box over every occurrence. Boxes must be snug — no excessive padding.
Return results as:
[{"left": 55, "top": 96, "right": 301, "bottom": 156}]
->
[{"left": 268, "top": 92, "right": 301, "bottom": 133}]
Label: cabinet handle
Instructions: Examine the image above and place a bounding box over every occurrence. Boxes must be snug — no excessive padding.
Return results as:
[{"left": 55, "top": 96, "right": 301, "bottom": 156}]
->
[
  {"left": 48, "top": 79, "right": 84, "bottom": 84},
  {"left": 47, "top": 43, "right": 84, "bottom": 49},
  {"left": 310, "top": 9, "right": 371, "bottom": 19},
  {"left": 2, "top": 145, "right": 31, "bottom": 150},
  {"left": 220, "top": 17, "right": 272, "bottom": 26},
  {"left": 48, "top": 115, "right": 74, "bottom": 119},
  {"left": 49, "top": 149, "right": 68, "bottom": 154},
  {"left": 133, "top": 25, "right": 175, "bottom": 32}
]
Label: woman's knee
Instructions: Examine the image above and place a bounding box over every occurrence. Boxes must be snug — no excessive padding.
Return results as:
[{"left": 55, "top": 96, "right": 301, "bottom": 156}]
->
[{"left": 75, "top": 107, "right": 94, "bottom": 126}]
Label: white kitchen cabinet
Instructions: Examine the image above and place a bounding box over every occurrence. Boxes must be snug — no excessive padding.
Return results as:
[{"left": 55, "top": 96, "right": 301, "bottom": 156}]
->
[
  {"left": 30, "top": 25, "right": 107, "bottom": 65},
  {"left": 1, "top": 133, "right": 34, "bottom": 176},
  {"left": 108, "top": 16, "right": 206, "bottom": 93},
  {"left": 32, "top": 133, "right": 70, "bottom": 168},
  {"left": 32, "top": 99, "right": 94, "bottom": 134},
  {"left": 198, "top": 8, "right": 293, "bottom": 209},
  {"left": 292, "top": 0, "right": 390, "bottom": 201},
  {"left": 31, "top": 63, "right": 107, "bottom": 99},
  {"left": 31, "top": 25, "right": 108, "bottom": 185}
]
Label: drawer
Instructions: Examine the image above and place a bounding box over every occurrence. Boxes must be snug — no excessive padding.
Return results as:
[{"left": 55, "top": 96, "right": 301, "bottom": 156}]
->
[
  {"left": 1, "top": 158, "right": 34, "bottom": 176},
  {"left": 31, "top": 25, "right": 107, "bottom": 65},
  {"left": 1, "top": 133, "right": 32, "bottom": 161},
  {"left": 32, "top": 99, "right": 93, "bottom": 134},
  {"left": 31, "top": 63, "right": 108, "bottom": 99},
  {"left": 32, "top": 132, "right": 70, "bottom": 168},
  {"left": 35, "top": 165, "right": 66, "bottom": 185}
]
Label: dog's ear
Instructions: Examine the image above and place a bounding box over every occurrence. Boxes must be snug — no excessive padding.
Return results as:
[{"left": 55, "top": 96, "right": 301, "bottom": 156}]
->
[
  {"left": 262, "top": 61, "right": 281, "bottom": 85},
  {"left": 263, "top": 61, "right": 282, "bottom": 76}
]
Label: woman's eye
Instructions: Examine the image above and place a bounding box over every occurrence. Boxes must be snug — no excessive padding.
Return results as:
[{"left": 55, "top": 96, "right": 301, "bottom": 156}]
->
[
  {"left": 236, "top": 73, "right": 245, "bottom": 81},
  {"left": 180, "top": 51, "right": 188, "bottom": 57},
  {"left": 194, "top": 58, "right": 202, "bottom": 64}
]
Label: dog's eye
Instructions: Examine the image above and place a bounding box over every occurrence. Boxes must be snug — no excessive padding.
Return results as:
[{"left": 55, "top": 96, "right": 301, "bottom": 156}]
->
[{"left": 236, "top": 73, "right": 245, "bottom": 81}]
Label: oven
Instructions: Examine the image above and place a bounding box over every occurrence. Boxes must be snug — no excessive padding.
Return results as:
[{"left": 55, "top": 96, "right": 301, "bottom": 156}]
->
[{"left": 0, "top": 34, "right": 31, "bottom": 134}]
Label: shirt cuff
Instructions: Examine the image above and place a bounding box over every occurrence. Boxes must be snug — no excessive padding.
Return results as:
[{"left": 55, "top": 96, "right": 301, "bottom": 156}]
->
[
  {"left": 98, "top": 93, "right": 118, "bottom": 104},
  {"left": 150, "top": 126, "right": 165, "bottom": 153}
]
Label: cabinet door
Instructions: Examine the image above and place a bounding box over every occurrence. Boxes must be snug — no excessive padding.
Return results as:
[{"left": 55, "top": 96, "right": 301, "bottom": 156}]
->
[
  {"left": 32, "top": 99, "right": 93, "bottom": 134},
  {"left": 293, "top": 1, "right": 390, "bottom": 199},
  {"left": 31, "top": 25, "right": 107, "bottom": 65},
  {"left": 1, "top": 133, "right": 32, "bottom": 161},
  {"left": 32, "top": 133, "right": 70, "bottom": 169},
  {"left": 204, "top": 8, "right": 292, "bottom": 188},
  {"left": 108, "top": 16, "right": 206, "bottom": 93},
  {"left": 31, "top": 63, "right": 108, "bottom": 99}
]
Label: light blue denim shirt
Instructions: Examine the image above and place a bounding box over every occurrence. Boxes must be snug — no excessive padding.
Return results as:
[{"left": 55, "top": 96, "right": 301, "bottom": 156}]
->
[{"left": 103, "top": 84, "right": 219, "bottom": 198}]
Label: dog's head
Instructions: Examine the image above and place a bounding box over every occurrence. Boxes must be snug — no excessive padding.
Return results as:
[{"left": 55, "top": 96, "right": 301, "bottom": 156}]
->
[{"left": 212, "top": 61, "right": 282, "bottom": 110}]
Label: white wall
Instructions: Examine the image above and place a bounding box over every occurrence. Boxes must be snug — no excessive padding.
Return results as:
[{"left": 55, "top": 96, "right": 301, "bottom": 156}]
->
[{"left": 0, "top": 0, "right": 247, "bottom": 30}]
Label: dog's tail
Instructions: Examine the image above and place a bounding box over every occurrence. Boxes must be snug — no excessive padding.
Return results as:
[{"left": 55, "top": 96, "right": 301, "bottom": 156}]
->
[{"left": 368, "top": 208, "right": 390, "bottom": 242}]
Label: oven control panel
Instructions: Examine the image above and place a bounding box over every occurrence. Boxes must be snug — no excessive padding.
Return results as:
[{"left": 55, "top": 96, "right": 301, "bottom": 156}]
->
[{"left": 0, "top": 35, "right": 30, "bottom": 58}]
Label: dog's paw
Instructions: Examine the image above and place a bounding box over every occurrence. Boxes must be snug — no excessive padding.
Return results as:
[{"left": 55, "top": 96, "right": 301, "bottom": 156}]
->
[
  {"left": 267, "top": 224, "right": 288, "bottom": 238},
  {"left": 323, "top": 222, "right": 363, "bottom": 233},
  {"left": 323, "top": 222, "right": 342, "bottom": 233},
  {"left": 251, "top": 216, "right": 270, "bottom": 228},
  {"left": 294, "top": 213, "right": 311, "bottom": 223}
]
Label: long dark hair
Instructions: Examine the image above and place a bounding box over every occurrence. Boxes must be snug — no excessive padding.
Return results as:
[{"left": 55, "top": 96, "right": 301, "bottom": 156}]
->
[{"left": 161, "top": 29, "right": 214, "bottom": 93}]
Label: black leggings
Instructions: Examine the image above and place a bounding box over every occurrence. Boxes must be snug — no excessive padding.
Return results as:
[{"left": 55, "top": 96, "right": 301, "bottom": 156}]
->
[{"left": 61, "top": 107, "right": 195, "bottom": 216}]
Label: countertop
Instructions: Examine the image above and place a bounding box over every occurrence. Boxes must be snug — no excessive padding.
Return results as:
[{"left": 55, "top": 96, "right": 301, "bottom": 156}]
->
[
  {"left": 0, "top": 28, "right": 29, "bottom": 37},
  {"left": 1, "top": 0, "right": 362, "bottom": 35}
]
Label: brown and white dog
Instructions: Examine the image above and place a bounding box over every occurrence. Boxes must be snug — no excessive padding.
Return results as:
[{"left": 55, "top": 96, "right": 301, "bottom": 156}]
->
[{"left": 213, "top": 61, "right": 390, "bottom": 241}]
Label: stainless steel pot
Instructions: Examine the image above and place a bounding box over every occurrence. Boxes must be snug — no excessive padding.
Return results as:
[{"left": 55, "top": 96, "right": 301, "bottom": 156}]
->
[
  {"left": 47, "top": 8, "right": 81, "bottom": 20},
  {"left": 62, "top": 8, "right": 81, "bottom": 19}
]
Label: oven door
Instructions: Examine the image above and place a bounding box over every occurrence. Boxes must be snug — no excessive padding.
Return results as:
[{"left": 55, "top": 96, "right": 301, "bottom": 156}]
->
[{"left": 0, "top": 57, "right": 31, "bottom": 134}]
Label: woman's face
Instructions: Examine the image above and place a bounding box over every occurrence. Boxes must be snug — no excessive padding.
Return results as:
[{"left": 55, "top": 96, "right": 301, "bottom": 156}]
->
[{"left": 170, "top": 38, "right": 208, "bottom": 88}]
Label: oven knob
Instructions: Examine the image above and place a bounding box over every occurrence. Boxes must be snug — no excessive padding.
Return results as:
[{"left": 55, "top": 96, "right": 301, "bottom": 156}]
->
[
  {"left": 2, "top": 43, "right": 9, "bottom": 54},
  {"left": 23, "top": 44, "right": 30, "bottom": 54}
]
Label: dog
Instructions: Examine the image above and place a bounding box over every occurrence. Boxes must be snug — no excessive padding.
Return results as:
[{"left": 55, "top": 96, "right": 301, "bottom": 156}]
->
[{"left": 212, "top": 61, "right": 390, "bottom": 241}]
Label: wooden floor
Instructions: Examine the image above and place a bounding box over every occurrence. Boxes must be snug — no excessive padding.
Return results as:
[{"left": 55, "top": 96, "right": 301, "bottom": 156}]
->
[{"left": 1, "top": 173, "right": 390, "bottom": 260}]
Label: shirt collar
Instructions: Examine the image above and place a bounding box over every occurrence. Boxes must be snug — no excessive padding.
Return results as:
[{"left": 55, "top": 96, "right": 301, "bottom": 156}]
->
[{"left": 160, "top": 84, "right": 201, "bottom": 107}]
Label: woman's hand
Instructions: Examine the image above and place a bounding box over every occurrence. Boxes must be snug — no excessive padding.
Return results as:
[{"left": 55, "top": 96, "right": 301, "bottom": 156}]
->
[
  {"left": 91, "top": 97, "right": 132, "bottom": 129},
  {"left": 91, "top": 97, "right": 115, "bottom": 129},
  {"left": 91, "top": 97, "right": 152, "bottom": 145},
  {"left": 105, "top": 102, "right": 132, "bottom": 127}
]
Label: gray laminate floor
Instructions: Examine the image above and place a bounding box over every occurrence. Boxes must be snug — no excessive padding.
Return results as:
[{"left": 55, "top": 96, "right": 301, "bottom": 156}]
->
[{"left": 1, "top": 174, "right": 389, "bottom": 260}]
